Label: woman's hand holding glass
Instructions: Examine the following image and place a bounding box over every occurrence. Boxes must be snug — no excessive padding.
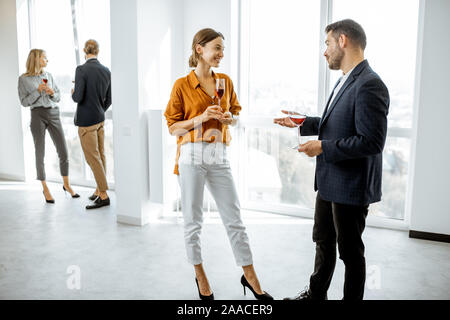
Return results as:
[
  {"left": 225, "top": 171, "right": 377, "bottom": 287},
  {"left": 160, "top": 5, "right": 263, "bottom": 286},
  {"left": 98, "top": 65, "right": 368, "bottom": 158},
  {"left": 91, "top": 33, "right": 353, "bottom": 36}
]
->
[
  {"left": 45, "top": 87, "right": 54, "bottom": 96},
  {"left": 37, "top": 81, "right": 53, "bottom": 97},
  {"left": 201, "top": 105, "right": 224, "bottom": 122},
  {"left": 218, "top": 111, "right": 233, "bottom": 125},
  {"left": 38, "top": 83, "right": 47, "bottom": 94}
]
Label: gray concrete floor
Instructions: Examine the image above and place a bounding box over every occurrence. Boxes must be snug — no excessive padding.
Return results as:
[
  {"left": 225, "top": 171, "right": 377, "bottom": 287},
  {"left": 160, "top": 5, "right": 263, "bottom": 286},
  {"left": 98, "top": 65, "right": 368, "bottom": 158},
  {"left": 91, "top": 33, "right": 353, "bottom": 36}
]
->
[{"left": 0, "top": 180, "right": 449, "bottom": 300}]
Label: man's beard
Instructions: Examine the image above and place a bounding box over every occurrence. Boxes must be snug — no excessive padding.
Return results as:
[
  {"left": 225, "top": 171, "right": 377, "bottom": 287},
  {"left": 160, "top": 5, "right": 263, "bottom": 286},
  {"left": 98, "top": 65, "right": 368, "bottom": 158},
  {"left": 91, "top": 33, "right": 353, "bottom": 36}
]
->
[{"left": 328, "top": 48, "right": 344, "bottom": 70}]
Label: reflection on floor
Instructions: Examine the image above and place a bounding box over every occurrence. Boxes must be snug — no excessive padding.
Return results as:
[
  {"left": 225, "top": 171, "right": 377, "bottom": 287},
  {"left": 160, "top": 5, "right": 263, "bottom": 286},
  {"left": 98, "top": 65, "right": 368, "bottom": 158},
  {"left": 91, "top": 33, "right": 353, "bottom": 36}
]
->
[{"left": 0, "top": 180, "right": 449, "bottom": 300}]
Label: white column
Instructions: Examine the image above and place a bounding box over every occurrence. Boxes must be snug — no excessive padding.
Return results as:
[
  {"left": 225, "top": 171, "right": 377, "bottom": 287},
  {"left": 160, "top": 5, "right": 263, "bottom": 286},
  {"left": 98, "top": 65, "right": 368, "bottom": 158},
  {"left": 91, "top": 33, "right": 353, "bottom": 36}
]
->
[
  {"left": 110, "top": 0, "right": 184, "bottom": 225},
  {"left": 110, "top": 0, "right": 150, "bottom": 225},
  {"left": 0, "top": 0, "right": 25, "bottom": 181},
  {"left": 407, "top": 0, "right": 450, "bottom": 236}
]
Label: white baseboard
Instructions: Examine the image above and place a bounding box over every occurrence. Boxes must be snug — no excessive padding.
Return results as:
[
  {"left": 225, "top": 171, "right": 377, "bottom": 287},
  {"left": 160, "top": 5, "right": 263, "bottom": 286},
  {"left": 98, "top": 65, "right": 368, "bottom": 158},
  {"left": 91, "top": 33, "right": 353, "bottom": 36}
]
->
[
  {"left": 116, "top": 202, "right": 164, "bottom": 226},
  {"left": 0, "top": 173, "right": 25, "bottom": 181},
  {"left": 366, "top": 215, "right": 409, "bottom": 231},
  {"left": 116, "top": 215, "right": 144, "bottom": 226}
]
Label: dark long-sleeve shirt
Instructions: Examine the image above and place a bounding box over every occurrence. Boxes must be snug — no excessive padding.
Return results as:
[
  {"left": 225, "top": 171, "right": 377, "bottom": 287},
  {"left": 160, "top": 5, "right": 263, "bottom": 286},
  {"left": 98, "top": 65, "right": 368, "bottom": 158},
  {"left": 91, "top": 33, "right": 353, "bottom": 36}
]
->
[{"left": 72, "top": 58, "right": 111, "bottom": 127}]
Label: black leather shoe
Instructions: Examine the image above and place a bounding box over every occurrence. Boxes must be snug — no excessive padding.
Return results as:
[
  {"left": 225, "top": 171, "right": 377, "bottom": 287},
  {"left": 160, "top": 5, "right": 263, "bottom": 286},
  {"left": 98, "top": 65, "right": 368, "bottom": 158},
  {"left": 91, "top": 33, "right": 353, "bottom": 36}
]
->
[
  {"left": 63, "top": 186, "right": 80, "bottom": 198},
  {"left": 88, "top": 193, "right": 98, "bottom": 201},
  {"left": 195, "top": 278, "right": 214, "bottom": 301},
  {"left": 86, "top": 197, "right": 110, "bottom": 209},
  {"left": 283, "top": 286, "right": 327, "bottom": 300},
  {"left": 241, "top": 275, "right": 273, "bottom": 300}
]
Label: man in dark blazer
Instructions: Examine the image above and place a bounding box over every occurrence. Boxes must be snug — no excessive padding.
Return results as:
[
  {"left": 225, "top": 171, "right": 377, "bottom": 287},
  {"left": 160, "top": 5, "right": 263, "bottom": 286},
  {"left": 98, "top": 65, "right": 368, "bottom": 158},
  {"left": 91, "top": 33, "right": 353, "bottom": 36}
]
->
[
  {"left": 274, "top": 19, "right": 389, "bottom": 300},
  {"left": 72, "top": 39, "right": 112, "bottom": 210}
]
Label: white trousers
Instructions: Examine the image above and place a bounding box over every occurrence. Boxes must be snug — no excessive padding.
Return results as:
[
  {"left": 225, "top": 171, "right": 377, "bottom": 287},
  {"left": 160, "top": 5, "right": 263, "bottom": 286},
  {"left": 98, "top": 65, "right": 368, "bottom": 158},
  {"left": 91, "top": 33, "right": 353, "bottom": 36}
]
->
[{"left": 178, "top": 142, "right": 253, "bottom": 266}]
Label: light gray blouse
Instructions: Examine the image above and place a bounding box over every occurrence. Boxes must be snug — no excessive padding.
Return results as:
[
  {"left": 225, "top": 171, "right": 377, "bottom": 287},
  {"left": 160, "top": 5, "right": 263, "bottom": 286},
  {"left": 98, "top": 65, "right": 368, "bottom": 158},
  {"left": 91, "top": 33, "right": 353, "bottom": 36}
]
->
[{"left": 18, "top": 71, "right": 61, "bottom": 109}]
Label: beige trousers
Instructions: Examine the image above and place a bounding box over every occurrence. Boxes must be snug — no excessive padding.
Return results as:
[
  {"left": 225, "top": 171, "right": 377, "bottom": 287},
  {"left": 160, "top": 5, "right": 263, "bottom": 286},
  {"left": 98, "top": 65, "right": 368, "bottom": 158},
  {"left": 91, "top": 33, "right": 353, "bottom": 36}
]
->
[{"left": 78, "top": 121, "right": 108, "bottom": 191}]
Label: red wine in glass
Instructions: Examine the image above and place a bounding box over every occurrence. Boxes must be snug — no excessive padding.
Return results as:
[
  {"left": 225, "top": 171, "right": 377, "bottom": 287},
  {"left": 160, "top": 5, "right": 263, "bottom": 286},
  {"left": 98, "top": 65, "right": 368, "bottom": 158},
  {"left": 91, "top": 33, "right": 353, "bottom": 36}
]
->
[
  {"left": 288, "top": 113, "right": 306, "bottom": 149},
  {"left": 41, "top": 78, "right": 48, "bottom": 95},
  {"left": 289, "top": 114, "right": 306, "bottom": 126},
  {"left": 215, "top": 88, "right": 224, "bottom": 99},
  {"left": 215, "top": 78, "right": 225, "bottom": 107}
]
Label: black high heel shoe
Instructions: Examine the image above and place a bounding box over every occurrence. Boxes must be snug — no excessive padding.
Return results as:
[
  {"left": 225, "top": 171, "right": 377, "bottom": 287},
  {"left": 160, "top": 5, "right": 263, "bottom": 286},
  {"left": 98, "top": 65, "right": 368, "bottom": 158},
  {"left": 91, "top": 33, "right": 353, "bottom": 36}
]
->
[
  {"left": 241, "top": 275, "right": 273, "bottom": 300},
  {"left": 195, "top": 278, "right": 214, "bottom": 301},
  {"left": 63, "top": 186, "right": 80, "bottom": 198},
  {"left": 43, "top": 191, "right": 55, "bottom": 204}
]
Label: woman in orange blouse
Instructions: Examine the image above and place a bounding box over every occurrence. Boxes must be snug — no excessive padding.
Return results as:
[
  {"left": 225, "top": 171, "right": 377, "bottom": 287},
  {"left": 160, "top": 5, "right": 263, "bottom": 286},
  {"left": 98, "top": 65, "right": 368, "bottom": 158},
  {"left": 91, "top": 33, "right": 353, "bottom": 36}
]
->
[{"left": 164, "top": 28, "right": 272, "bottom": 301}]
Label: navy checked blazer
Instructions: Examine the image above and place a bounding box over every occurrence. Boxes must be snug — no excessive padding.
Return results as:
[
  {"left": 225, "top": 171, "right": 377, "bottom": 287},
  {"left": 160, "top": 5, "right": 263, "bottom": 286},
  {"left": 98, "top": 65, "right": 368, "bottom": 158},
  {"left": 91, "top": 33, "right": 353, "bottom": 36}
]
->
[{"left": 301, "top": 60, "right": 390, "bottom": 206}]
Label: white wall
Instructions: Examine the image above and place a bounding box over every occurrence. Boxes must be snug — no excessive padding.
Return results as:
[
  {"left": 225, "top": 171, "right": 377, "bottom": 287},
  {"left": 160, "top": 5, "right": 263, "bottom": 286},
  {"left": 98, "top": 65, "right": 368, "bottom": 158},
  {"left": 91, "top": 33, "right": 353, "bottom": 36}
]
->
[
  {"left": 0, "top": 0, "right": 25, "bottom": 181},
  {"left": 137, "top": 0, "right": 184, "bottom": 109},
  {"left": 408, "top": 0, "right": 450, "bottom": 235},
  {"left": 183, "top": 0, "right": 233, "bottom": 75}
]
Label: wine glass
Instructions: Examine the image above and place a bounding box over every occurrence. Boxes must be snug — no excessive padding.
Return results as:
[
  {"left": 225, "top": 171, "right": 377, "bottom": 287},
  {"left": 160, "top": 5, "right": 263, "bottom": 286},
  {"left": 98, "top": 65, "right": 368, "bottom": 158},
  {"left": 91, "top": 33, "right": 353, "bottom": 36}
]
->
[
  {"left": 215, "top": 78, "right": 225, "bottom": 108},
  {"left": 288, "top": 111, "right": 307, "bottom": 149},
  {"left": 41, "top": 78, "right": 48, "bottom": 95}
]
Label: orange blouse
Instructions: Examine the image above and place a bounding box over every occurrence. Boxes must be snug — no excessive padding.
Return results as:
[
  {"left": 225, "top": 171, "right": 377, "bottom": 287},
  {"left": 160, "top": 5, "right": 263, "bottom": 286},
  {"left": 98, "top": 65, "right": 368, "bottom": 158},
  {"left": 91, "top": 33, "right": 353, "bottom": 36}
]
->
[{"left": 164, "top": 70, "right": 242, "bottom": 174}]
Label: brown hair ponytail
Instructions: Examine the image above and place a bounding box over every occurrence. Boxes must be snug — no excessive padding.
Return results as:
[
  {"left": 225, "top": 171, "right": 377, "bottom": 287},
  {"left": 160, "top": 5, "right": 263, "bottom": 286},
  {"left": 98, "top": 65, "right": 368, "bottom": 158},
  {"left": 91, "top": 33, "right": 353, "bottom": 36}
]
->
[{"left": 189, "top": 28, "right": 224, "bottom": 68}]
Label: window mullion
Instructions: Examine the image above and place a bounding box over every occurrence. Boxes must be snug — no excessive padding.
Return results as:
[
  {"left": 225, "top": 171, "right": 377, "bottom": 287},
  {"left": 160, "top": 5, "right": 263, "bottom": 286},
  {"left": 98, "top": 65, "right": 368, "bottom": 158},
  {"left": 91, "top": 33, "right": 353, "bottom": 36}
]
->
[
  {"left": 317, "top": 0, "right": 332, "bottom": 115},
  {"left": 70, "top": 0, "right": 81, "bottom": 66},
  {"left": 27, "top": 0, "right": 36, "bottom": 48},
  {"left": 237, "top": 0, "right": 251, "bottom": 203}
]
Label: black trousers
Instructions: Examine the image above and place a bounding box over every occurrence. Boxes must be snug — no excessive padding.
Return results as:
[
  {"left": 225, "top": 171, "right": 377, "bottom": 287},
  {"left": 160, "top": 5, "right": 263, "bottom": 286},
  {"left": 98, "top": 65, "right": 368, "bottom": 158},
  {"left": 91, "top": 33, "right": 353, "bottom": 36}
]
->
[{"left": 309, "top": 193, "right": 369, "bottom": 300}]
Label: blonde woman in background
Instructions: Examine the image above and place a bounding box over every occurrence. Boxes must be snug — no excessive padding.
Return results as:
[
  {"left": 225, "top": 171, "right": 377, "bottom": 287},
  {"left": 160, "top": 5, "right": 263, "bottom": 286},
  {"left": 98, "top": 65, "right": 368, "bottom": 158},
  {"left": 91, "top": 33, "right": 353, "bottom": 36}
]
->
[{"left": 18, "top": 49, "right": 79, "bottom": 203}]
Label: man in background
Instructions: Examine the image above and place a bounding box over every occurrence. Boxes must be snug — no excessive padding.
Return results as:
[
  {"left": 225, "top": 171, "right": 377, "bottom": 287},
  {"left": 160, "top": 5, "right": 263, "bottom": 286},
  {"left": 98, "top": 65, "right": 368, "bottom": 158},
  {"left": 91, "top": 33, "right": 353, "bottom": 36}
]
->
[{"left": 72, "top": 39, "right": 112, "bottom": 210}]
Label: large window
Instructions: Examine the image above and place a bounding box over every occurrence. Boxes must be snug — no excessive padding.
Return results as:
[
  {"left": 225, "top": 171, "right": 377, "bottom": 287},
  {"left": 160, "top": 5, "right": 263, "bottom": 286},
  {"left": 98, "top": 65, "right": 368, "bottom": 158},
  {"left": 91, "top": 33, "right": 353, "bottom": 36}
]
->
[
  {"left": 16, "top": 0, "right": 113, "bottom": 187},
  {"left": 238, "top": 0, "right": 419, "bottom": 221},
  {"left": 237, "top": 0, "right": 322, "bottom": 215}
]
